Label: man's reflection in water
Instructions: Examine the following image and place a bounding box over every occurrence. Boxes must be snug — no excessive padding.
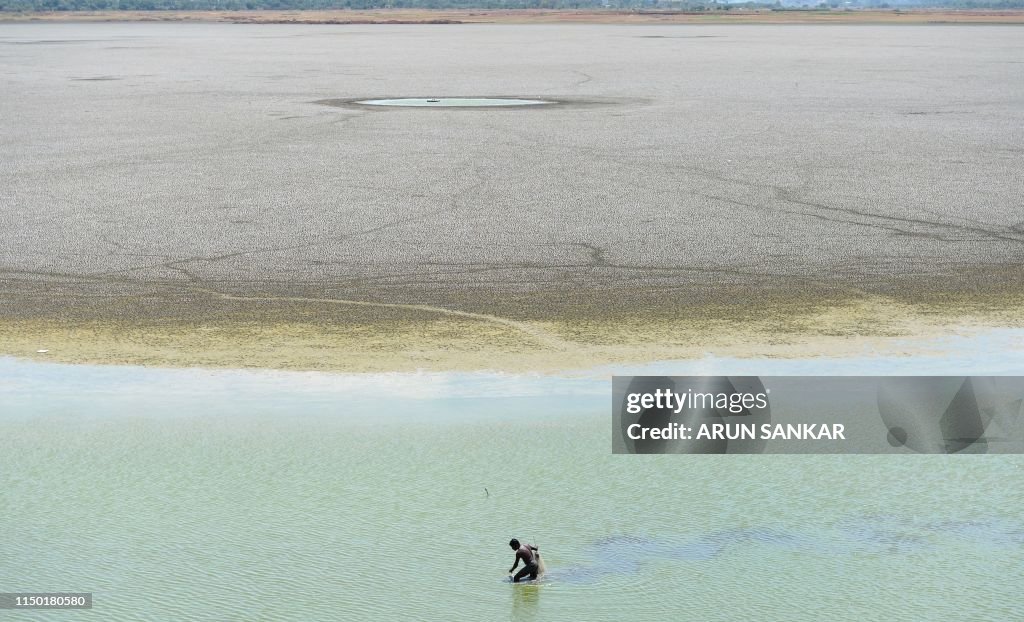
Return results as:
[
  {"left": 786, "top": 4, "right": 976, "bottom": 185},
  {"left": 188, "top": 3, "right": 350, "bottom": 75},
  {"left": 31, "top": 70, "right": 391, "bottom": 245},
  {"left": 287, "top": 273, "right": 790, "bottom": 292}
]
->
[{"left": 510, "top": 581, "right": 540, "bottom": 621}]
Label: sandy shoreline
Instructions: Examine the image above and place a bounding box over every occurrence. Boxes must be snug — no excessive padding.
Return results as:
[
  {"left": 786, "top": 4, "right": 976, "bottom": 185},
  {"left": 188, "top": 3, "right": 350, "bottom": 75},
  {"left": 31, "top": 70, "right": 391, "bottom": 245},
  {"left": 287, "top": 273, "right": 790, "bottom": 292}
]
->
[
  {"left": 3, "top": 288, "right": 1023, "bottom": 373},
  {"left": 3, "top": 9, "right": 1024, "bottom": 25}
]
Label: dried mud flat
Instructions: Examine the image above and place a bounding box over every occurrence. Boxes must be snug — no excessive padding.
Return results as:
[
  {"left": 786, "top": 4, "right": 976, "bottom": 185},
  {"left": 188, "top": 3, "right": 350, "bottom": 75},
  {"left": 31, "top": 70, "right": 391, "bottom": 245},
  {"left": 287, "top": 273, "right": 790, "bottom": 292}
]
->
[
  {"left": 4, "top": 9, "right": 1024, "bottom": 25},
  {"left": 1, "top": 22, "right": 1023, "bottom": 371}
]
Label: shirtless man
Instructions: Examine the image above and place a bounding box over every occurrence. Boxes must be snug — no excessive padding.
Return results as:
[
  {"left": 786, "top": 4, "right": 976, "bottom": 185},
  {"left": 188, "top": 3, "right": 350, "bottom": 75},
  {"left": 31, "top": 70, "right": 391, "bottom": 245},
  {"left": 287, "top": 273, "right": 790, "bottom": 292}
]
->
[{"left": 508, "top": 538, "right": 540, "bottom": 582}]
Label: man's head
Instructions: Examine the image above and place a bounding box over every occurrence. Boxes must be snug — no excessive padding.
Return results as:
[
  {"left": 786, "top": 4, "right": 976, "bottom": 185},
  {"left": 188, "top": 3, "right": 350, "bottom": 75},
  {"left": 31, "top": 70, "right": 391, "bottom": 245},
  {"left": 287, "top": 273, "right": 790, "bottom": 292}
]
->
[{"left": 509, "top": 538, "right": 520, "bottom": 550}]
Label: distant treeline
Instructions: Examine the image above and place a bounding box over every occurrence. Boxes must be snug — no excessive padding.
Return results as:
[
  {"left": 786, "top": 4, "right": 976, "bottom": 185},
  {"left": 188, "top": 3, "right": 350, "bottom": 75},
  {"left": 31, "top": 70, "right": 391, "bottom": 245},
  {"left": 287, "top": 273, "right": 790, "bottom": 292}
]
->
[{"left": 3, "top": 0, "right": 1024, "bottom": 11}]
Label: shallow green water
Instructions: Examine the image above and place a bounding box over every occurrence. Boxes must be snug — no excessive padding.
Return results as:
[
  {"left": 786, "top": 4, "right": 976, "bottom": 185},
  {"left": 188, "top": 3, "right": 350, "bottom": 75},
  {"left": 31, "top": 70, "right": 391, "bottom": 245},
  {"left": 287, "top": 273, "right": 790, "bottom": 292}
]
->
[{"left": 1, "top": 359, "right": 1022, "bottom": 620}]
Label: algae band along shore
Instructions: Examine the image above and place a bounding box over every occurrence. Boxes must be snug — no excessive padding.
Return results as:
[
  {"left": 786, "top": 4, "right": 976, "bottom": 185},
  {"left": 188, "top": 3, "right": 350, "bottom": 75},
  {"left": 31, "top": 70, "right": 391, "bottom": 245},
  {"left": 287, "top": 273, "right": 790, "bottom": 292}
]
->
[{"left": 1, "top": 21, "right": 1023, "bottom": 371}]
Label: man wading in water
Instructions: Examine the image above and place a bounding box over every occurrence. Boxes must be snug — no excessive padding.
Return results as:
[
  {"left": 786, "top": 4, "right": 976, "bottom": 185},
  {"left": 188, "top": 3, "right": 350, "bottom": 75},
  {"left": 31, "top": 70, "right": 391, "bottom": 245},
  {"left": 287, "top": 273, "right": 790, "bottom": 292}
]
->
[{"left": 508, "top": 539, "right": 541, "bottom": 582}]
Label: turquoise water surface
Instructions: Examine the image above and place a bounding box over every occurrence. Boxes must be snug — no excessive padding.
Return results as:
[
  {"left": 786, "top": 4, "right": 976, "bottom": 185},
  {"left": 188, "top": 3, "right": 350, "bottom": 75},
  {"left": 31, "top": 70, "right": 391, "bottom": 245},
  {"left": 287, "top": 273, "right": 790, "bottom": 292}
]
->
[{"left": 2, "top": 331, "right": 1023, "bottom": 620}]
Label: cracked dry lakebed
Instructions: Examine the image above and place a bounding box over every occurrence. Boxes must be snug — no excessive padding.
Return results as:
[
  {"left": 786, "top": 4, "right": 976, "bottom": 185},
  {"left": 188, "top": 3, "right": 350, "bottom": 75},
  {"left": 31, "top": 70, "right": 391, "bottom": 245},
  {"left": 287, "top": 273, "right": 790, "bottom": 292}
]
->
[{"left": 1, "top": 22, "right": 1023, "bottom": 372}]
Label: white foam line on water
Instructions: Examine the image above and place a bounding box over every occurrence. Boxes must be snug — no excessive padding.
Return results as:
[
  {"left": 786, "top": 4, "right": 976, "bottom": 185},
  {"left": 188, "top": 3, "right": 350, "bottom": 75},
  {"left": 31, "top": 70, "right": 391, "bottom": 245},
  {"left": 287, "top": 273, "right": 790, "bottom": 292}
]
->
[
  {"left": 2, "top": 328, "right": 1024, "bottom": 417},
  {"left": 0, "top": 359, "right": 595, "bottom": 399}
]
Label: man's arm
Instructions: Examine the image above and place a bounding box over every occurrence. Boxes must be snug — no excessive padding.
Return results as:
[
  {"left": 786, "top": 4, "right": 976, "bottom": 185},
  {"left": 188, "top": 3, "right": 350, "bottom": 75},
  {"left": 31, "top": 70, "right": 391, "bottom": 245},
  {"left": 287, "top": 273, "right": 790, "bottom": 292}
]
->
[{"left": 509, "top": 555, "right": 520, "bottom": 574}]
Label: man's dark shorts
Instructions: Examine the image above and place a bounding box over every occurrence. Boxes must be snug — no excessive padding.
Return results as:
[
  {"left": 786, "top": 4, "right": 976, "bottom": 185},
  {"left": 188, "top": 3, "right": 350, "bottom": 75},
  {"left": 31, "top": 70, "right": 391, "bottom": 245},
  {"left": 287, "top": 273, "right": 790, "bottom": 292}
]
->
[{"left": 513, "top": 562, "right": 539, "bottom": 582}]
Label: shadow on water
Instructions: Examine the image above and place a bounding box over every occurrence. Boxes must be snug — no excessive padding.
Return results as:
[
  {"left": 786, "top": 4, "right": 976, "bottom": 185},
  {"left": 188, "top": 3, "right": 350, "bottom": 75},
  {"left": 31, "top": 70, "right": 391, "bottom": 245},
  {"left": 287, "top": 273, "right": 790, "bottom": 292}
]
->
[{"left": 544, "top": 516, "right": 1023, "bottom": 586}]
